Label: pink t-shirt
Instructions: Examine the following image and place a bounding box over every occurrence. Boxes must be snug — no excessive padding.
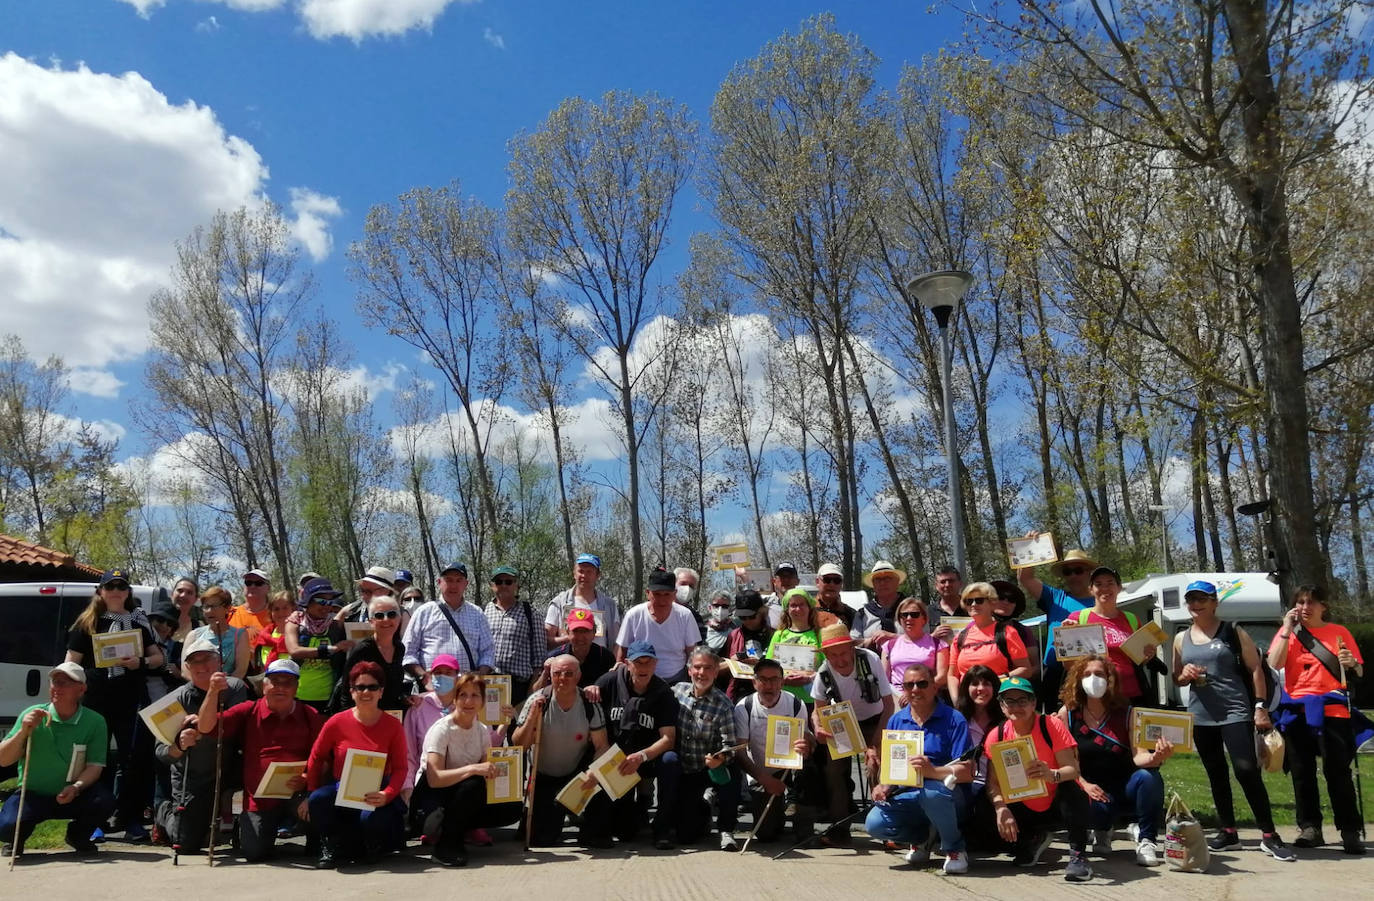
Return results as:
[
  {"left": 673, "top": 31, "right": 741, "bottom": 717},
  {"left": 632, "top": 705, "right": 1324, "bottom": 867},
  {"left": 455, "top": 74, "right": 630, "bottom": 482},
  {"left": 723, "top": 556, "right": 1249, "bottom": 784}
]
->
[
  {"left": 884, "top": 632, "right": 945, "bottom": 692},
  {"left": 1073, "top": 610, "right": 1140, "bottom": 698}
]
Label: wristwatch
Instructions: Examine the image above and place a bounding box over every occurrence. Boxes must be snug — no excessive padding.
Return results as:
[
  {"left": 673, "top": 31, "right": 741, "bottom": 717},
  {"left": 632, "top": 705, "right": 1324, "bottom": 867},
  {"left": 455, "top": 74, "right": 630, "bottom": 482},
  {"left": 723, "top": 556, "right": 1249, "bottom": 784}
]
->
[{"left": 71, "top": 779, "right": 85, "bottom": 793}]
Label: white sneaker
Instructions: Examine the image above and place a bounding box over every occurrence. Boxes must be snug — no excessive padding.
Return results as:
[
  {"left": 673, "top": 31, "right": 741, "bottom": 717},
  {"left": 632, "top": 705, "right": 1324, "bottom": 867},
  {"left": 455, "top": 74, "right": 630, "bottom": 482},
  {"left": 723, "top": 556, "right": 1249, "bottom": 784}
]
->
[
  {"left": 943, "top": 850, "right": 968, "bottom": 874},
  {"left": 1092, "top": 829, "right": 1111, "bottom": 855},
  {"left": 719, "top": 832, "right": 739, "bottom": 852},
  {"left": 904, "top": 844, "right": 932, "bottom": 865},
  {"left": 1127, "top": 823, "right": 1139, "bottom": 843},
  {"left": 1136, "top": 839, "right": 1160, "bottom": 867}
]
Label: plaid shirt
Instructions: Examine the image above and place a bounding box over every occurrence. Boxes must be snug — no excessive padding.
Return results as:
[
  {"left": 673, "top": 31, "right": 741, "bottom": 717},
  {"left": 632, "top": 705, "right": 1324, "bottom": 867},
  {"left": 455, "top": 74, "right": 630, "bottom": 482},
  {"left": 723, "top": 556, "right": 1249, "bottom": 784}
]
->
[
  {"left": 672, "top": 682, "right": 737, "bottom": 773},
  {"left": 484, "top": 599, "right": 547, "bottom": 680}
]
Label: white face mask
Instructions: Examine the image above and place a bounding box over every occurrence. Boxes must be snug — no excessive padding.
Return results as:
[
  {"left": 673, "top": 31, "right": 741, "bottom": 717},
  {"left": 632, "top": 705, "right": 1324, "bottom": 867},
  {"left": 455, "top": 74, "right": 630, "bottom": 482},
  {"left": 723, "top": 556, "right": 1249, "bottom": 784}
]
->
[
  {"left": 676, "top": 585, "right": 695, "bottom": 605},
  {"left": 1081, "top": 675, "right": 1108, "bottom": 699}
]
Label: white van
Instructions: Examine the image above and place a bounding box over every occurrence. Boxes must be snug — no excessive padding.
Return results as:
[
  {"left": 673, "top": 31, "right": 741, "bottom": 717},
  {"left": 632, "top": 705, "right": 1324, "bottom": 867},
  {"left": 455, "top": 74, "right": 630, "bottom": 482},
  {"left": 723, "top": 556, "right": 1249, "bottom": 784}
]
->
[{"left": 0, "top": 581, "right": 161, "bottom": 727}]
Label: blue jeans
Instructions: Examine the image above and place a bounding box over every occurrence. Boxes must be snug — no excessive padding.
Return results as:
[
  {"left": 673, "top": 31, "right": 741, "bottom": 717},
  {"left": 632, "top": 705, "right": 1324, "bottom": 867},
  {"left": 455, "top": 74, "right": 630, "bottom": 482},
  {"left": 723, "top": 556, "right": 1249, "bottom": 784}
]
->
[
  {"left": 1090, "top": 768, "right": 1164, "bottom": 841},
  {"left": 307, "top": 782, "right": 407, "bottom": 856},
  {"left": 864, "top": 780, "right": 965, "bottom": 852},
  {"left": 0, "top": 783, "right": 116, "bottom": 849}
]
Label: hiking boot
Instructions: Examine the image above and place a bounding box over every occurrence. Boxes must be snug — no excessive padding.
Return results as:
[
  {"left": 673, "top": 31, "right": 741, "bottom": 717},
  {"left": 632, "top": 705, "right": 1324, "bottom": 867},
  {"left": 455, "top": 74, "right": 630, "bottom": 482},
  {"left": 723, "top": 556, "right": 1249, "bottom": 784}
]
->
[
  {"left": 1207, "top": 829, "right": 1242, "bottom": 851},
  {"left": 1063, "top": 850, "right": 1093, "bottom": 882},
  {"left": 1260, "top": 833, "right": 1296, "bottom": 862},
  {"left": 1092, "top": 829, "right": 1111, "bottom": 855},
  {"left": 315, "top": 837, "right": 338, "bottom": 869},
  {"left": 1135, "top": 839, "right": 1160, "bottom": 867},
  {"left": 1341, "top": 830, "right": 1366, "bottom": 855},
  {"left": 943, "top": 849, "right": 969, "bottom": 874},
  {"left": 1293, "top": 825, "right": 1323, "bottom": 848},
  {"left": 1014, "top": 830, "right": 1052, "bottom": 867}
]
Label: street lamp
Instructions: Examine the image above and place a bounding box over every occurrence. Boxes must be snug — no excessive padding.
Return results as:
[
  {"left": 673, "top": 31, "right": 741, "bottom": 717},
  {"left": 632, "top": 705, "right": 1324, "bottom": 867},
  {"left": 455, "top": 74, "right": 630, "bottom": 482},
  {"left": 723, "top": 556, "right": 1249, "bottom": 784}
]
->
[
  {"left": 1147, "top": 504, "right": 1172, "bottom": 573},
  {"left": 908, "top": 269, "right": 975, "bottom": 576}
]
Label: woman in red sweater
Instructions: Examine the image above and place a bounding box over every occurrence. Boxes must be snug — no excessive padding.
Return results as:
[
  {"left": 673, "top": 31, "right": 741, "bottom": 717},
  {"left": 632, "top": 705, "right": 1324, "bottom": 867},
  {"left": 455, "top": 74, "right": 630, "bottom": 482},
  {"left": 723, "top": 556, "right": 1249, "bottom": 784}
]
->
[{"left": 306, "top": 660, "right": 409, "bottom": 868}]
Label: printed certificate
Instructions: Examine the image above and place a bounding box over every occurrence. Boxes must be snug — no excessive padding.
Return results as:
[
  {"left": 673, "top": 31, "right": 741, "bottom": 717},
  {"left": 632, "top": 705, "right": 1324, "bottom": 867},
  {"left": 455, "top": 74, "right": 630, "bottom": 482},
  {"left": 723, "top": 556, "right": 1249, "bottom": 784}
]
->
[
  {"left": 817, "top": 701, "right": 864, "bottom": 760},
  {"left": 93, "top": 629, "right": 143, "bottom": 668},
  {"left": 478, "top": 674, "right": 513, "bottom": 725},
  {"left": 940, "top": 616, "right": 974, "bottom": 635},
  {"left": 880, "top": 730, "right": 925, "bottom": 787},
  {"left": 589, "top": 744, "right": 641, "bottom": 800},
  {"left": 988, "top": 736, "right": 1048, "bottom": 803},
  {"left": 343, "top": 621, "right": 375, "bottom": 643},
  {"left": 725, "top": 658, "right": 755, "bottom": 679},
  {"left": 1132, "top": 708, "right": 1194, "bottom": 753},
  {"left": 138, "top": 692, "right": 188, "bottom": 746},
  {"left": 771, "top": 643, "right": 818, "bottom": 674},
  {"left": 1120, "top": 621, "right": 1169, "bottom": 664},
  {"left": 254, "top": 761, "right": 307, "bottom": 799},
  {"left": 556, "top": 773, "right": 601, "bottom": 815},
  {"left": 1053, "top": 623, "right": 1106, "bottom": 660},
  {"left": 1007, "top": 533, "right": 1058, "bottom": 569},
  {"left": 764, "top": 714, "right": 805, "bottom": 770},
  {"left": 486, "top": 746, "right": 523, "bottom": 804},
  {"left": 336, "top": 747, "right": 387, "bottom": 810},
  {"left": 66, "top": 744, "right": 86, "bottom": 783}
]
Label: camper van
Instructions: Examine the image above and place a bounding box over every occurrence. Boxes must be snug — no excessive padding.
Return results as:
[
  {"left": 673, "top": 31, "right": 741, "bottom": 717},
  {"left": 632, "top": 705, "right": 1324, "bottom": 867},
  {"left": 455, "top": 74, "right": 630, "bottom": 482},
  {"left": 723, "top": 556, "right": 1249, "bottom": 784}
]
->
[{"left": 0, "top": 581, "right": 160, "bottom": 727}]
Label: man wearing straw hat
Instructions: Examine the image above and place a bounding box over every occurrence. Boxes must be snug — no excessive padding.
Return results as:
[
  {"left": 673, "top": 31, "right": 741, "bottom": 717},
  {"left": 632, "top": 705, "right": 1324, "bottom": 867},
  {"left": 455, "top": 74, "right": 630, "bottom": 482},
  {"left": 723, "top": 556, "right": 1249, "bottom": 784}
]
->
[
  {"left": 0, "top": 662, "right": 114, "bottom": 858},
  {"left": 1018, "top": 546, "right": 1096, "bottom": 707},
  {"left": 852, "top": 560, "right": 907, "bottom": 651}
]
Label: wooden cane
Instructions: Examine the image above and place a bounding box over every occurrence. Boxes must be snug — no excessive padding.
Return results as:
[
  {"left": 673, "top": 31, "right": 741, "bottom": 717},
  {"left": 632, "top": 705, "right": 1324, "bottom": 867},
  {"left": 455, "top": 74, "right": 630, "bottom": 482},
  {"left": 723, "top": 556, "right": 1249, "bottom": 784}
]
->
[
  {"left": 8, "top": 732, "right": 34, "bottom": 869},
  {"left": 522, "top": 708, "right": 544, "bottom": 851}
]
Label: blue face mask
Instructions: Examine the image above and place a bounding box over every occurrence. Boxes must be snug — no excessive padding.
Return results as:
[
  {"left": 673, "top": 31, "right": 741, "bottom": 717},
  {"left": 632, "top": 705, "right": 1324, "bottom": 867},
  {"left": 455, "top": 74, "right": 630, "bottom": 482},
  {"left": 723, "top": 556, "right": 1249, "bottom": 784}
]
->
[{"left": 432, "top": 674, "right": 455, "bottom": 696}]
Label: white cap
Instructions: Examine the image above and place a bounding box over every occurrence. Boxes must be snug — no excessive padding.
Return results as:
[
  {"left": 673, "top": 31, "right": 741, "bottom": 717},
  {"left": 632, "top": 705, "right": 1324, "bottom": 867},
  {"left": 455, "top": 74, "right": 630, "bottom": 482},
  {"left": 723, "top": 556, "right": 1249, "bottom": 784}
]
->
[
  {"left": 49, "top": 661, "right": 87, "bottom": 684},
  {"left": 182, "top": 635, "right": 221, "bottom": 660}
]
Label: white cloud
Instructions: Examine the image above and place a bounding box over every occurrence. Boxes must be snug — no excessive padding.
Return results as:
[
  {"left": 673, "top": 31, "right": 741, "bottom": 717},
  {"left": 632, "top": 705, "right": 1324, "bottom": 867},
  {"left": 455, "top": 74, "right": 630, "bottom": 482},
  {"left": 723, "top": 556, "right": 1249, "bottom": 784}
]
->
[
  {"left": 115, "top": 432, "right": 219, "bottom": 505},
  {"left": 391, "top": 395, "right": 624, "bottom": 465},
  {"left": 66, "top": 367, "right": 126, "bottom": 398},
  {"left": 287, "top": 186, "right": 343, "bottom": 261},
  {"left": 0, "top": 53, "right": 271, "bottom": 366},
  {"left": 483, "top": 27, "right": 506, "bottom": 50},
  {"left": 196, "top": 16, "right": 222, "bottom": 32},
  {"left": 299, "top": 0, "right": 478, "bottom": 41},
  {"left": 339, "top": 361, "right": 404, "bottom": 399},
  {"left": 117, "top": 1, "right": 289, "bottom": 17}
]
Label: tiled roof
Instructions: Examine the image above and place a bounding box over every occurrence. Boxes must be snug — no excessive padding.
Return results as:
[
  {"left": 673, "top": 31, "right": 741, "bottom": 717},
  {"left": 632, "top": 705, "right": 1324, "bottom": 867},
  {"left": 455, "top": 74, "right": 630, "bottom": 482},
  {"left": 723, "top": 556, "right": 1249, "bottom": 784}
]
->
[{"left": 0, "top": 533, "right": 102, "bottom": 577}]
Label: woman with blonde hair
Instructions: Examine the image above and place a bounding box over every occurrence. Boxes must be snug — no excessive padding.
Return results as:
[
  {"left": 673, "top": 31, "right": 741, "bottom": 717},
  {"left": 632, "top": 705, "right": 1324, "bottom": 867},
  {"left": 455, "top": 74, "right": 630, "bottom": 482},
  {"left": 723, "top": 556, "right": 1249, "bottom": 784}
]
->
[
  {"left": 881, "top": 596, "right": 948, "bottom": 698},
  {"left": 947, "top": 582, "right": 1030, "bottom": 703}
]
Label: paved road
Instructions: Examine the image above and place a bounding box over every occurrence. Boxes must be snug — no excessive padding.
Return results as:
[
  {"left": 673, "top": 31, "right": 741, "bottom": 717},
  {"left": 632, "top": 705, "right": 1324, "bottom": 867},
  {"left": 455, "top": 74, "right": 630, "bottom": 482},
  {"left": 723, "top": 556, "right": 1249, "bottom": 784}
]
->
[{"left": 6, "top": 827, "right": 1374, "bottom": 900}]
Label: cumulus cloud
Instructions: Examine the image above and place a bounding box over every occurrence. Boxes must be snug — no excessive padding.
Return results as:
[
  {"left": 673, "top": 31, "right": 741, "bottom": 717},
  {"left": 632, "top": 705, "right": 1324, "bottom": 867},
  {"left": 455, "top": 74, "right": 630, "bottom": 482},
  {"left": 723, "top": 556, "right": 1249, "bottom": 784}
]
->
[
  {"left": 483, "top": 27, "right": 506, "bottom": 50},
  {"left": 299, "top": 0, "right": 478, "bottom": 41},
  {"left": 287, "top": 187, "right": 343, "bottom": 261},
  {"left": 390, "top": 395, "right": 624, "bottom": 465},
  {"left": 66, "top": 367, "right": 126, "bottom": 399}
]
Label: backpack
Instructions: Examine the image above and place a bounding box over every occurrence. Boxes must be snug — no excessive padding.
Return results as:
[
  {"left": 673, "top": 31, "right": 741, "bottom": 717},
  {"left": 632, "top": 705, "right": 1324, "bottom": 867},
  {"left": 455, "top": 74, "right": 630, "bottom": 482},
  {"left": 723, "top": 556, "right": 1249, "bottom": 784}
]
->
[
  {"left": 957, "top": 621, "right": 1012, "bottom": 670},
  {"left": 998, "top": 714, "right": 1055, "bottom": 749},
  {"left": 817, "top": 648, "right": 882, "bottom": 704},
  {"left": 1216, "top": 621, "right": 1280, "bottom": 711}
]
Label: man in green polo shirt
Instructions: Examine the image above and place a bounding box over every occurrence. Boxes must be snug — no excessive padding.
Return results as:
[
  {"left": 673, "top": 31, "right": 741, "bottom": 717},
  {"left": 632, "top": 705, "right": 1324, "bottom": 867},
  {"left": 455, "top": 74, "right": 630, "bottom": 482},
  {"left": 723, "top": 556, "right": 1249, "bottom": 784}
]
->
[{"left": 0, "top": 662, "right": 114, "bottom": 858}]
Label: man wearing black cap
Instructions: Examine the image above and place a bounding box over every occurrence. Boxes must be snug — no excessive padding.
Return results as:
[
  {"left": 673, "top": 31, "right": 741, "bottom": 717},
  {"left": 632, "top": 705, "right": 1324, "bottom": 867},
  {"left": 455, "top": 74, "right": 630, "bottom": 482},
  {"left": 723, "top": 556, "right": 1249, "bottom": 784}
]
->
[
  {"left": 615, "top": 568, "right": 702, "bottom": 684},
  {"left": 764, "top": 563, "right": 800, "bottom": 629},
  {"left": 723, "top": 590, "right": 774, "bottom": 701},
  {"left": 402, "top": 562, "right": 495, "bottom": 685}
]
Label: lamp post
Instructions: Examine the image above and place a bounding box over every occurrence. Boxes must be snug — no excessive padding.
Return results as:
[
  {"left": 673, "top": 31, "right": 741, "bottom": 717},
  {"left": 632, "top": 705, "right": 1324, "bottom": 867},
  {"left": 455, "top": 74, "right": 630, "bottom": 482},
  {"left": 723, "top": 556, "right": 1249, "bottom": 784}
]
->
[
  {"left": 908, "top": 269, "right": 974, "bottom": 576},
  {"left": 1148, "top": 504, "right": 1172, "bottom": 573}
]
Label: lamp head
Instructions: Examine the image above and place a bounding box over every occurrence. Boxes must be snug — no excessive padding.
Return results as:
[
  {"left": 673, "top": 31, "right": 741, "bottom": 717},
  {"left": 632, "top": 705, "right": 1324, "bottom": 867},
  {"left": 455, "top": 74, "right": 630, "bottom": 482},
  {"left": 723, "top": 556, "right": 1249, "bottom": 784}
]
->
[{"left": 907, "top": 270, "right": 974, "bottom": 328}]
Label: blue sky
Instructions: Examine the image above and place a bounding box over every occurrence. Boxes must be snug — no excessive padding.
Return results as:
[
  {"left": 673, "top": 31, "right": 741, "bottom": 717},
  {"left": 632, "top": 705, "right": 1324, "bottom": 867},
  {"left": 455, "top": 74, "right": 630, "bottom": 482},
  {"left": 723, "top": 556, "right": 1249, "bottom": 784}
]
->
[{"left": 1, "top": 0, "right": 966, "bottom": 456}]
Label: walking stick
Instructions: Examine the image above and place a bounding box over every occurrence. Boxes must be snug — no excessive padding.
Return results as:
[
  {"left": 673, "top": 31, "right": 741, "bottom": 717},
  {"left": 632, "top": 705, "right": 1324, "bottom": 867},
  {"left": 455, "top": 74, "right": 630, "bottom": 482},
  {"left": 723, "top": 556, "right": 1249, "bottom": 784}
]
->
[
  {"left": 8, "top": 729, "right": 34, "bottom": 869},
  {"left": 206, "top": 709, "right": 225, "bottom": 866},
  {"left": 523, "top": 705, "right": 544, "bottom": 851},
  {"left": 740, "top": 789, "right": 780, "bottom": 854},
  {"left": 1338, "top": 639, "right": 1367, "bottom": 840},
  {"left": 172, "top": 749, "right": 189, "bottom": 866}
]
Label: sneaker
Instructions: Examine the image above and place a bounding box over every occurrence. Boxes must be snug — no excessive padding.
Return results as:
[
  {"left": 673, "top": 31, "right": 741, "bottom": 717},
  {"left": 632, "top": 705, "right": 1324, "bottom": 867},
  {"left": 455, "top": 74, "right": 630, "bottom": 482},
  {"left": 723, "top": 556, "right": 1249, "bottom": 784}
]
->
[
  {"left": 1260, "top": 833, "right": 1296, "bottom": 862},
  {"left": 1208, "top": 829, "right": 1242, "bottom": 852},
  {"left": 89, "top": 827, "right": 106, "bottom": 844},
  {"left": 719, "top": 832, "right": 739, "bottom": 852},
  {"left": 466, "top": 828, "right": 494, "bottom": 847},
  {"left": 2, "top": 841, "right": 21, "bottom": 860},
  {"left": 904, "top": 844, "right": 932, "bottom": 865},
  {"left": 69, "top": 838, "right": 100, "bottom": 857},
  {"left": 1014, "top": 830, "right": 1053, "bottom": 867},
  {"left": 1127, "top": 822, "right": 1139, "bottom": 843},
  {"left": 124, "top": 824, "right": 151, "bottom": 844},
  {"left": 1135, "top": 839, "right": 1160, "bottom": 867},
  {"left": 1092, "top": 829, "right": 1111, "bottom": 856},
  {"left": 820, "top": 828, "right": 852, "bottom": 848},
  {"left": 1293, "top": 826, "right": 1324, "bottom": 848},
  {"left": 1340, "top": 830, "right": 1365, "bottom": 855},
  {"left": 943, "top": 850, "right": 969, "bottom": 874},
  {"left": 1064, "top": 850, "right": 1093, "bottom": 882}
]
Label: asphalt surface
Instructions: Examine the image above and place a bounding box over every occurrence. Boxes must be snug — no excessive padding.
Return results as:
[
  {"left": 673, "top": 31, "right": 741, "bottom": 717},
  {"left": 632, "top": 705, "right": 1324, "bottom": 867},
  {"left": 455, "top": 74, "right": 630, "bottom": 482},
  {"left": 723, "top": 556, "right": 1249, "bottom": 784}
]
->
[{"left": 5, "top": 825, "right": 1374, "bottom": 900}]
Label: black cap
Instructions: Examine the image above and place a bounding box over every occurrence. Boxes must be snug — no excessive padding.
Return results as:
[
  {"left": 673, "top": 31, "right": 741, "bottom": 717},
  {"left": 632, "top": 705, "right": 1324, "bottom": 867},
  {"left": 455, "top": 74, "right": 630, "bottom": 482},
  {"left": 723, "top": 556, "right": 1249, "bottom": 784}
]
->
[
  {"left": 1089, "top": 565, "right": 1122, "bottom": 585},
  {"left": 732, "top": 590, "right": 764, "bottom": 616},
  {"left": 647, "top": 567, "right": 676, "bottom": 592}
]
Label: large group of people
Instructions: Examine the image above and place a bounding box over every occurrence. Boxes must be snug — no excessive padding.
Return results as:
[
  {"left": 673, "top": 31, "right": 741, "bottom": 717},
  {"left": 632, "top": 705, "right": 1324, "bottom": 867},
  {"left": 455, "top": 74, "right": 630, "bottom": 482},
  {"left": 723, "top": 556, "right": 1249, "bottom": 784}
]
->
[{"left": 1, "top": 552, "right": 1368, "bottom": 883}]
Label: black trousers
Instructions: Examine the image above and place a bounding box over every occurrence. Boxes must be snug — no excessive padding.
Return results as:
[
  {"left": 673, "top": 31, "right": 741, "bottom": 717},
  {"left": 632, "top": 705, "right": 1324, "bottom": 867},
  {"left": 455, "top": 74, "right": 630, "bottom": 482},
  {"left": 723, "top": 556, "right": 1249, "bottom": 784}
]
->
[
  {"left": 430, "top": 777, "right": 522, "bottom": 853},
  {"left": 1007, "top": 780, "right": 1091, "bottom": 853},
  {"left": 528, "top": 771, "right": 612, "bottom": 845},
  {"left": 1194, "top": 721, "right": 1275, "bottom": 833},
  {"left": 1286, "top": 716, "right": 1361, "bottom": 833}
]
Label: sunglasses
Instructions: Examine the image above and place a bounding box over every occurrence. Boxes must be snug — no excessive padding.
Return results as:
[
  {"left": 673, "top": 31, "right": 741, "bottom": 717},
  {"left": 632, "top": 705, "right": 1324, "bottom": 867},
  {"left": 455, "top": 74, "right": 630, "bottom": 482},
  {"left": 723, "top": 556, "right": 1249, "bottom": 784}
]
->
[
  {"left": 820, "top": 576, "right": 843, "bottom": 584},
  {"left": 371, "top": 610, "right": 400, "bottom": 620},
  {"left": 965, "top": 596, "right": 993, "bottom": 604},
  {"left": 104, "top": 582, "right": 131, "bottom": 591},
  {"left": 903, "top": 679, "right": 931, "bottom": 690},
  {"left": 351, "top": 683, "right": 382, "bottom": 692},
  {"left": 898, "top": 611, "right": 925, "bottom": 620},
  {"left": 244, "top": 580, "right": 267, "bottom": 587},
  {"left": 492, "top": 578, "right": 516, "bottom": 586},
  {"left": 1060, "top": 567, "right": 1088, "bottom": 576}
]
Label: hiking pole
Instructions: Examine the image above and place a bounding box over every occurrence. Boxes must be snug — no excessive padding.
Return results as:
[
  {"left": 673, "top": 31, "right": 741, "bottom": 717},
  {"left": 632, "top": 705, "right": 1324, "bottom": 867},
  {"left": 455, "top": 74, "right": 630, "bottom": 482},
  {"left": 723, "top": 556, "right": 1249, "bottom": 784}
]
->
[
  {"left": 206, "top": 706, "right": 225, "bottom": 866},
  {"left": 8, "top": 726, "right": 35, "bottom": 869},
  {"left": 741, "top": 782, "right": 782, "bottom": 854},
  {"left": 1338, "top": 639, "right": 1366, "bottom": 840},
  {"left": 523, "top": 706, "right": 544, "bottom": 851},
  {"left": 172, "top": 751, "right": 188, "bottom": 866}
]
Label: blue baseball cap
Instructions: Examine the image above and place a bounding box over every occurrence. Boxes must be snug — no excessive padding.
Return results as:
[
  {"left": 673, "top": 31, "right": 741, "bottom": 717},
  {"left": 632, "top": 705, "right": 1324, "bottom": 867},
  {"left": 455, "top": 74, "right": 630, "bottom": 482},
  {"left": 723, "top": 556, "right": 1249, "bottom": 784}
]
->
[
  {"left": 626, "top": 640, "right": 657, "bottom": 660},
  {"left": 302, "top": 577, "right": 343, "bottom": 607},
  {"left": 1184, "top": 580, "right": 1217, "bottom": 598},
  {"left": 575, "top": 553, "right": 601, "bottom": 569},
  {"left": 100, "top": 568, "right": 132, "bottom": 586},
  {"left": 394, "top": 569, "right": 413, "bottom": 583},
  {"left": 440, "top": 562, "right": 468, "bottom": 576}
]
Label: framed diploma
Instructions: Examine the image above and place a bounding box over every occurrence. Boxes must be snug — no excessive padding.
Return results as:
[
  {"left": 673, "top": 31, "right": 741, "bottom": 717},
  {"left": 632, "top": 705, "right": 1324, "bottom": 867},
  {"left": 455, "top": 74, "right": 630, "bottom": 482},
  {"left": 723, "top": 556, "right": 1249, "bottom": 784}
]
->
[
  {"left": 880, "top": 730, "right": 925, "bottom": 787},
  {"left": 589, "top": 744, "right": 641, "bottom": 800},
  {"left": 988, "top": 736, "right": 1048, "bottom": 803},
  {"left": 254, "top": 761, "right": 307, "bottom": 799},
  {"left": 764, "top": 714, "right": 805, "bottom": 770},
  {"left": 478, "top": 674, "right": 513, "bottom": 725},
  {"left": 817, "top": 701, "right": 864, "bottom": 760},
  {"left": 486, "top": 746, "right": 524, "bottom": 804},
  {"left": 1007, "top": 533, "right": 1058, "bottom": 569},
  {"left": 1132, "top": 708, "right": 1194, "bottom": 753},
  {"left": 556, "top": 773, "right": 602, "bottom": 815},
  {"left": 336, "top": 747, "right": 387, "bottom": 810},
  {"left": 771, "top": 643, "right": 818, "bottom": 674},
  {"left": 92, "top": 629, "right": 143, "bottom": 668},
  {"left": 1053, "top": 623, "right": 1106, "bottom": 660},
  {"left": 138, "top": 692, "right": 188, "bottom": 746}
]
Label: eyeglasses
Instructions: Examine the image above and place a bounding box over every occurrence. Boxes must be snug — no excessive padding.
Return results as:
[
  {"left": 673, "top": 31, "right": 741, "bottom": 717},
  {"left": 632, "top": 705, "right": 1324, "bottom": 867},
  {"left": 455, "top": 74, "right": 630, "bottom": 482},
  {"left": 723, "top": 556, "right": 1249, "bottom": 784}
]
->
[
  {"left": 351, "top": 683, "right": 381, "bottom": 692},
  {"left": 492, "top": 578, "right": 516, "bottom": 586},
  {"left": 104, "top": 582, "right": 131, "bottom": 591},
  {"left": 1000, "top": 695, "right": 1034, "bottom": 707},
  {"left": 244, "top": 580, "right": 267, "bottom": 587},
  {"left": 201, "top": 603, "right": 224, "bottom": 611},
  {"left": 898, "top": 611, "right": 925, "bottom": 620},
  {"left": 371, "top": 610, "right": 400, "bottom": 620},
  {"left": 903, "top": 679, "right": 931, "bottom": 690},
  {"left": 965, "top": 596, "right": 993, "bottom": 604},
  {"left": 820, "top": 576, "right": 843, "bottom": 584},
  {"left": 1060, "top": 567, "right": 1088, "bottom": 576},
  {"left": 1184, "top": 597, "right": 1212, "bottom": 606}
]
